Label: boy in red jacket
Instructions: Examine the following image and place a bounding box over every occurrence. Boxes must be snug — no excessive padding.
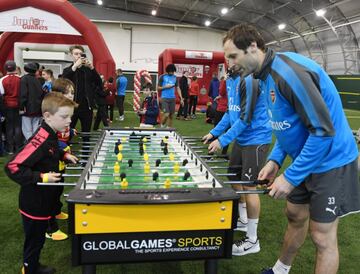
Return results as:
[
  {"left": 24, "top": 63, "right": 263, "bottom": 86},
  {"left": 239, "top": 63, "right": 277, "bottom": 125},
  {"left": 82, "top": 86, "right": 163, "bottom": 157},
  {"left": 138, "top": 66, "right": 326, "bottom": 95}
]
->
[
  {"left": 5, "top": 92, "right": 78, "bottom": 274},
  {"left": 104, "top": 77, "right": 116, "bottom": 123}
]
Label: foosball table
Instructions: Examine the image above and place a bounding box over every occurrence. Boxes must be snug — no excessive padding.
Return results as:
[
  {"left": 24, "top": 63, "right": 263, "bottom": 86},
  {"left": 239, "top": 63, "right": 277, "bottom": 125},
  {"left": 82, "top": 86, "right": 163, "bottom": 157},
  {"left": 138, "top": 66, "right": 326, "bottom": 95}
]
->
[{"left": 65, "top": 128, "right": 240, "bottom": 274}]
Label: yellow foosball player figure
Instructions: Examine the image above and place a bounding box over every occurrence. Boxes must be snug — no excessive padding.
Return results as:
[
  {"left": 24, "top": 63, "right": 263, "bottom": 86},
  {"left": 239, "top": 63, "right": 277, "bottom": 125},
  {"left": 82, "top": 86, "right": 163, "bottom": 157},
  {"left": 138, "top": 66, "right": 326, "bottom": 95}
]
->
[
  {"left": 143, "top": 153, "right": 149, "bottom": 161},
  {"left": 117, "top": 153, "right": 123, "bottom": 162},
  {"left": 169, "top": 153, "right": 175, "bottom": 161},
  {"left": 164, "top": 178, "right": 171, "bottom": 189},
  {"left": 173, "top": 162, "right": 180, "bottom": 173},
  {"left": 120, "top": 178, "right": 128, "bottom": 189},
  {"left": 144, "top": 162, "right": 151, "bottom": 174},
  {"left": 118, "top": 144, "right": 123, "bottom": 152},
  {"left": 114, "top": 162, "right": 120, "bottom": 174}
]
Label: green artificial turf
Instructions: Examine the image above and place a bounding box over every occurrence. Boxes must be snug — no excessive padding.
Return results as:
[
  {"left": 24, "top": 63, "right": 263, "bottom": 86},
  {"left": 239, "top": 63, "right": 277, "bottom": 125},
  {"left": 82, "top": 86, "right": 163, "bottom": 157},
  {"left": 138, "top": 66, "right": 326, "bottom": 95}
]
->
[{"left": 0, "top": 97, "right": 359, "bottom": 274}]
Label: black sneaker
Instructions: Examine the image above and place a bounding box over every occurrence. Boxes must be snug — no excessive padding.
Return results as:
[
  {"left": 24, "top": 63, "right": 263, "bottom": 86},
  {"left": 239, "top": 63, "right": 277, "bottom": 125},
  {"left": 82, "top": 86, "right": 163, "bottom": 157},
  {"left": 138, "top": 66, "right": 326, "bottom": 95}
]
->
[{"left": 260, "top": 268, "right": 274, "bottom": 274}]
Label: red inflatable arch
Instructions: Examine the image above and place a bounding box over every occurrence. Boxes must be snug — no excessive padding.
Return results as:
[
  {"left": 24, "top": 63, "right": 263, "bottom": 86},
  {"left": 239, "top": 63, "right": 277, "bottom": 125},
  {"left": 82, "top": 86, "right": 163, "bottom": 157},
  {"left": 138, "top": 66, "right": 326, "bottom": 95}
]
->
[
  {"left": 158, "top": 48, "right": 225, "bottom": 107},
  {"left": 0, "top": 0, "right": 115, "bottom": 78}
]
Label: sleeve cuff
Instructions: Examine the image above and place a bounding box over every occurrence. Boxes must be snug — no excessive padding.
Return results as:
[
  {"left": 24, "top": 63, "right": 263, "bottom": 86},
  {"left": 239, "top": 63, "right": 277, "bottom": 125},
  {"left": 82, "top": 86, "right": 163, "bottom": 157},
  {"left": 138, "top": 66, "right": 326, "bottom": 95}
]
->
[
  {"left": 283, "top": 172, "right": 299, "bottom": 187},
  {"left": 267, "top": 158, "right": 282, "bottom": 169}
]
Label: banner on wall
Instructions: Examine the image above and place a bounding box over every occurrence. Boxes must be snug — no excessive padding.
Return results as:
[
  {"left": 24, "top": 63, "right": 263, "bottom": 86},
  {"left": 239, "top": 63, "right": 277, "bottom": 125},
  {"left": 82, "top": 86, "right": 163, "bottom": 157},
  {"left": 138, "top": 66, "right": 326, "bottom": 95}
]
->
[
  {"left": 0, "top": 7, "right": 81, "bottom": 35},
  {"left": 185, "top": 51, "right": 213, "bottom": 60},
  {"left": 174, "top": 64, "right": 203, "bottom": 78}
]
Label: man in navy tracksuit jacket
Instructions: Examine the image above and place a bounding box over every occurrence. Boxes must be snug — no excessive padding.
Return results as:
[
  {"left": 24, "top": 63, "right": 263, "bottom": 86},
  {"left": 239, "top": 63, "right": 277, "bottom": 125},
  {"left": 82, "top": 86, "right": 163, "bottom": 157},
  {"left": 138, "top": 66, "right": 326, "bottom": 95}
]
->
[
  {"left": 223, "top": 23, "right": 359, "bottom": 274},
  {"left": 203, "top": 72, "right": 272, "bottom": 256}
]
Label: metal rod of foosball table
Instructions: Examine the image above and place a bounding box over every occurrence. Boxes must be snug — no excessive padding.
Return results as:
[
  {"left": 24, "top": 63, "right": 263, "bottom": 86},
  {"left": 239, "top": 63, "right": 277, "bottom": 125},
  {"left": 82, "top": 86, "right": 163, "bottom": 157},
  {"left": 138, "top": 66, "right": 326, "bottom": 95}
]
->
[
  {"left": 37, "top": 182, "right": 77, "bottom": 186},
  {"left": 223, "top": 180, "right": 269, "bottom": 185},
  {"left": 208, "top": 165, "right": 241, "bottom": 169},
  {"left": 63, "top": 172, "right": 206, "bottom": 178},
  {"left": 200, "top": 155, "right": 229, "bottom": 159},
  {"left": 77, "top": 131, "right": 101, "bottom": 135},
  {"left": 62, "top": 174, "right": 83, "bottom": 177},
  {"left": 76, "top": 153, "right": 193, "bottom": 159},
  {"left": 72, "top": 149, "right": 179, "bottom": 154},
  {"left": 216, "top": 173, "right": 237, "bottom": 176},
  {"left": 204, "top": 159, "right": 228, "bottom": 163},
  {"left": 78, "top": 159, "right": 194, "bottom": 164},
  {"left": 70, "top": 140, "right": 197, "bottom": 147},
  {"left": 182, "top": 136, "right": 203, "bottom": 139},
  {"left": 79, "top": 156, "right": 227, "bottom": 165},
  {"left": 91, "top": 165, "right": 202, "bottom": 171},
  {"left": 90, "top": 182, "right": 213, "bottom": 186},
  {"left": 65, "top": 166, "right": 84, "bottom": 170},
  {"left": 236, "top": 189, "right": 270, "bottom": 194},
  {"left": 36, "top": 181, "right": 215, "bottom": 187}
]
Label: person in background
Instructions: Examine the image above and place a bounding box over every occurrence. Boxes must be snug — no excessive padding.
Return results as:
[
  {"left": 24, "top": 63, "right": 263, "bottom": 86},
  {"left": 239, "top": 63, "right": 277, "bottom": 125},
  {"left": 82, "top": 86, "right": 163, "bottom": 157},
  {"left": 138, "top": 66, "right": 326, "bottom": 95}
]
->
[
  {"left": 5, "top": 92, "right": 78, "bottom": 274},
  {"left": 208, "top": 73, "right": 220, "bottom": 110},
  {"left": 0, "top": 83, "right": 4, "bottom": 156},
  {"left": 115, "top": 69, "right": 128, "bottom": 121},
  {"left": 213, "top": 75, "right": 229, "bottom": 155},
  {"left": 93, "top": 77, "right": 109, "bottom": 131},
  {"left": 0, "top": 60, "right": 22, "bottom": 154},
  {"left": 42, "top": 69, "right": 55, "bottom": 93},
  {"left": 188, "top": 76, "right": 199, "bottom": 119},
  {"left": 20, "top": 62, "right": 45, "bottom": 140},
  {"left": 62, "top": 45, "right": 102, "bottom": 149},
  {"left": 35, "top": 63, "right": 45, "bottom": 87},
  {"left": 176, "top": 71, "right": 190, "bottom": 120},
  {"left": 158, "top": 64, "right": 183, "bottom": 128},
  {"left": 16, "top": 66, "right": 22, "bottom": 76},
  {"left": 45, "top": 78, "right": 78, "bottom": 241},
  {"left": 104, "top": 77, "right": 116, "bottom": 123},
  {"left": 205, "top": 102, "right": 215, "bottom": 124},
  {"left": 137, "top": 83, "right": 159, "bottom": 128}
]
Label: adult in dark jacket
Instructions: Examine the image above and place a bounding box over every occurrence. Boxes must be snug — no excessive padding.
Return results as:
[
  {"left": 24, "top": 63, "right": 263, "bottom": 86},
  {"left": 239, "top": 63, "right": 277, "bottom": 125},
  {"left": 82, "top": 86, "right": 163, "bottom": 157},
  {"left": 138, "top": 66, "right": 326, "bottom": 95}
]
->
[
  {"left": 62, "top": 45, "right": 102, "bottom": 143},
  {"left": 176, "top": 71, "right": 190, "bottom": 120},
  {"left": 20, "top": 62, "right": 45, "bottom": 140}
]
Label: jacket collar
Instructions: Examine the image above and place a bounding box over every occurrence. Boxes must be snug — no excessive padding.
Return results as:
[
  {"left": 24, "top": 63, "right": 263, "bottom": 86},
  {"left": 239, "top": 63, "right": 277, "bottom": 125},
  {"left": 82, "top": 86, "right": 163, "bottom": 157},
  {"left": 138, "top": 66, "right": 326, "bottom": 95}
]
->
[
  {"left": 42, "top": 121, "right": 58, "bottom": 138},
  {"left": 254, "top": 48, "right": 276, "bottom": 81}
]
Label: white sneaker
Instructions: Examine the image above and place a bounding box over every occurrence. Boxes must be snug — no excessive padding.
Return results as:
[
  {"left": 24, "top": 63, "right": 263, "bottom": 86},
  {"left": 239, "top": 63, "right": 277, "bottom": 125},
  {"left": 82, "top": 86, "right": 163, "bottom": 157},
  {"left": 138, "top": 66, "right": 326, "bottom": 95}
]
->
[
  {"left": 232, "top": 237, "right": 260, "bottom": 256},
  {"left": 119, "top": 115, "right": 124, "bottom": 121},
  {"left": 234, "top": 218, "right": 248, "bottom": 232}
]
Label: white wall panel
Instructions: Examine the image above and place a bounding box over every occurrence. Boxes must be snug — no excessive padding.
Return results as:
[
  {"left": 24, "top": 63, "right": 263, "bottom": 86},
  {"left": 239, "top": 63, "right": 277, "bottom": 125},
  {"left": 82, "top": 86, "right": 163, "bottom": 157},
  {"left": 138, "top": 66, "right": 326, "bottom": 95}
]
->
[{"left": 94, "top": 22, "right": 224, "bottom": 72}]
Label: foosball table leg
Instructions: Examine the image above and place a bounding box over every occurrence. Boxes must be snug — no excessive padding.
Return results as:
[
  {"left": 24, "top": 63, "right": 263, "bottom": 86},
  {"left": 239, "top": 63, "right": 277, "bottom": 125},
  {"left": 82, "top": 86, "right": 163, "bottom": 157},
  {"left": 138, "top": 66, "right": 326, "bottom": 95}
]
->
[
  {"left": 82, "top": 265, "right": 96, "bottom": 274},
  {"left": 204, "top": 259, "right": 218, "bottom": 274}
]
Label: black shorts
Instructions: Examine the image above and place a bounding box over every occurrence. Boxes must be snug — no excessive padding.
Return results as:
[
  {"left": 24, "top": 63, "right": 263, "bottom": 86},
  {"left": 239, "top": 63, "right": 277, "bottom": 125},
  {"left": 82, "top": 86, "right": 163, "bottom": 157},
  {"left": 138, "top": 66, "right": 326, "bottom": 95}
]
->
[
  {"left": 228, "top": 142, "right": 270, "bottom": 181},
  {"left": 287, "top": 158, "right": 360, "bottom": 223},
  {"left": 161, "top": 98, "right": 176, "bottom": 114}
]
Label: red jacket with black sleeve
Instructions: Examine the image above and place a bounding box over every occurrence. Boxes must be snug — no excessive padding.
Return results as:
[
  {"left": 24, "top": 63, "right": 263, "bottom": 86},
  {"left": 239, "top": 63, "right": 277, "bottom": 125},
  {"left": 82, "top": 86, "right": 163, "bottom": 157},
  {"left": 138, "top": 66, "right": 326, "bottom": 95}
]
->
[
  {"left": 0, "top": 73, "right": 21, "bottom": 108},
  {"left": 5, "top": 121, "right": 66, "bottom": 219}
]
